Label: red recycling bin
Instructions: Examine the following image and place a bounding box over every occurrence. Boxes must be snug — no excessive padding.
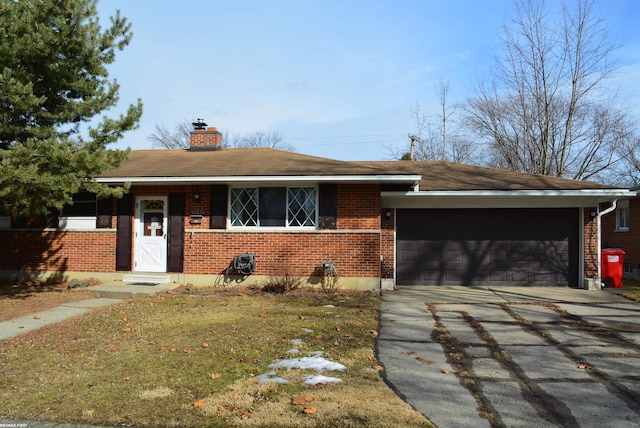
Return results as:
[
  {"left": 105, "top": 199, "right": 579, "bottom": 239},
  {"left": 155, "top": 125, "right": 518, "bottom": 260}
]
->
[{"left": 601, "top": 248, "right": 626, "bottom": 288}]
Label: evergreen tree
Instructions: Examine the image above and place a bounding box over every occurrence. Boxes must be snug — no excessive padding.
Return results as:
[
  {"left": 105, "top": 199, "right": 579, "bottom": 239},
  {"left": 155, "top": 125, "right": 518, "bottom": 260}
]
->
[{"left": 0, "top": 0, "right": 142, "bottom": 217}]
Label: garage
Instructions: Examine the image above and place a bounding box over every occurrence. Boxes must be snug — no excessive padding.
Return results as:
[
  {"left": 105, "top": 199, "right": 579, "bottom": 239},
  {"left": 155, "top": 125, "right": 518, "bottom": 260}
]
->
[{"left": 396, "top": 208, "right": 579, "bottom": 286}]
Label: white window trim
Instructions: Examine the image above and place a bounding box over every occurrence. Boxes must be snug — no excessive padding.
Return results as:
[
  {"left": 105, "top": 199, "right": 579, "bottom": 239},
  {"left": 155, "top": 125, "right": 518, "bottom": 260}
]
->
[
  {"left": 229, "top": 185, "right": 318, "bottom": 230},
  {"left": 615, "top": 199, "right": 630, "bottom": 232},
  {"left": 59, "top": 216, "right": 97, "bottom": 230}
]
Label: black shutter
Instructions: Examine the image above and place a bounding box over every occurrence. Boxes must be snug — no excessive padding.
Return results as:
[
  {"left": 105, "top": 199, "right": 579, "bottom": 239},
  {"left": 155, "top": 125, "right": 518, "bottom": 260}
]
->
[
  {"left": 45, "top": 209, "right": 59, "bottom": 228},
  {"left": 96, "top": 198, "right": 113, "bottom": 228},
  {"left": 116, "top": 194, "right": 133, "bottom": 271},
  {"left": 167, "top": 193, "right": 185, "bottom": 272},
  {"left": 210, "top": 184, "right": 228, "bottom": 229},
  {"left": 318, "top": 183, "right": 337, "bottom": 230}
]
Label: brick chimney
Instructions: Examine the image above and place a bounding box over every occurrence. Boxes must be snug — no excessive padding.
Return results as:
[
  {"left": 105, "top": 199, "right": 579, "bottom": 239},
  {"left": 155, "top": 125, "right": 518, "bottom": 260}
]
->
[{"left": 189, "top": 120, "right": 222, "bottom": 151}]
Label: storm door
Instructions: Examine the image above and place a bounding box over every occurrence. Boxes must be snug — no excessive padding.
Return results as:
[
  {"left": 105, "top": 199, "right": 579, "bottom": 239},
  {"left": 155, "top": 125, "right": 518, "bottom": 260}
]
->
[{"left": 134, "top": 196, "right": 168, "bottom": 272}]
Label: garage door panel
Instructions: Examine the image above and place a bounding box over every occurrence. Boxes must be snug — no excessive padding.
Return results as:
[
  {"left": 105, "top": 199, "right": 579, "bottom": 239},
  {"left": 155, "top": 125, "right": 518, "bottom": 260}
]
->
[{"left": 396, "top": 208, "right": 578, "bottom": 286}]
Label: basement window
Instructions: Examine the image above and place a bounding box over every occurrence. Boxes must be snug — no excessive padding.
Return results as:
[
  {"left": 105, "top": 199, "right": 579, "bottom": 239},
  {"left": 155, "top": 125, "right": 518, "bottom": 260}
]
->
[
  {"left": 615, "top": 200, "right": 630, "bottom": 232},
  {"left": 230, "top": 187, "right": 317, "bottom": 228}
]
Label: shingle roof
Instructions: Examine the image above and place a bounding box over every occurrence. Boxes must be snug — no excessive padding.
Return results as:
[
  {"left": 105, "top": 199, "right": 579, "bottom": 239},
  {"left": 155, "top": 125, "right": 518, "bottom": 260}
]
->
[
  {"left": 355, "top": 161, "right": 617, "bottom": 191},
  {"left": 100, "top": 148, "right": 618, "bottom": 191},
  {"left": 100, "top": 148, "right": 409, "bottom": 178}
]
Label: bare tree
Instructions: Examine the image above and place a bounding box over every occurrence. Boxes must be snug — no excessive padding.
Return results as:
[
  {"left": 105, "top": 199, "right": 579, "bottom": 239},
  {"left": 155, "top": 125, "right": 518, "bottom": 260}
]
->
[
  {"left": 147, "top": 119, "right": 193, "bottom": 149},
  {"left": 464, "top": 0, "right": 636, "bottom": 181},
  {"left": 234, "top": 130, "right": 295, "bottom": 152},
  {"left": 148, "top": 122, "right": 294, "bottom": 152},
  {"left": 389, "top": 79, "right": 478, "bottom": 164}
]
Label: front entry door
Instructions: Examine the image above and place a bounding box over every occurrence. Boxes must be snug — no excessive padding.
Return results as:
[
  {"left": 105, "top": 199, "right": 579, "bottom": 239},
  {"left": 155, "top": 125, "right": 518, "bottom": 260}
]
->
[{"left": 134, "top": 196, "right": 168, "bottom": 272}]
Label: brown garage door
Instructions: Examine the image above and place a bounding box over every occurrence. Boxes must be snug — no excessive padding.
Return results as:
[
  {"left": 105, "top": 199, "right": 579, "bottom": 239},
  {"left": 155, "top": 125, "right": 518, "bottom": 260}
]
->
[{"left": 396, "top": 208, "right": 579, "bottom": 286}]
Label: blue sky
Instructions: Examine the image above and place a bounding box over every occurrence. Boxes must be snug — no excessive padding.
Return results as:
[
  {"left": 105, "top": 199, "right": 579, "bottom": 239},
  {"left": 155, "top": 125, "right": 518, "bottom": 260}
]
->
[{"left": 97, "top": 0, "right": 640, "bottom": 160}]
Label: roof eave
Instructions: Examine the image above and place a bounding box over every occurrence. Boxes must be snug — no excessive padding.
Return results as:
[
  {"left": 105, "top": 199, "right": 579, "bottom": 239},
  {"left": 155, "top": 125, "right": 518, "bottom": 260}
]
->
[
  {"left": 380, "top": 189, "right": 636, "bottom": 209},
  {"left": 96, "top": 174, "right": 422, "bottom": 185},
  {"left": 382, "top": 189, "right": 636, "bottom": 198}
]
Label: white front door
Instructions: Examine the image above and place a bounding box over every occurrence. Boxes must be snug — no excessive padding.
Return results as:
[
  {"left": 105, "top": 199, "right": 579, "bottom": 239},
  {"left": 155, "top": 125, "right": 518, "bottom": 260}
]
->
[{"left": 134, "top": 196, "right": 168, "bottom": 272}]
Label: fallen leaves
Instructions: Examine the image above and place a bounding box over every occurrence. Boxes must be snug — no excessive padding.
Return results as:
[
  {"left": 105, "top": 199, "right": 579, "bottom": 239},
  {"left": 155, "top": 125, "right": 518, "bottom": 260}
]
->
[
  {"left": 210, "top": 373, "right": 219, "bottom": 380},
  {"left": 193, "top": 399, "right": 205, "bottom": 409},
  {"left": 291, "top": 395, "right": 314, "bottom": 405},
  {"left": 291, "top": 395, "right": 318, "bottom": 415},
  {"left": 578, "top": 363, "right": 592, "bottom": 370},
  {"left": 303, "top": 406, "right": 318, "bottom": 415},
  {"left": 442, "top": 369, "right": 450, "bottom": 375}
]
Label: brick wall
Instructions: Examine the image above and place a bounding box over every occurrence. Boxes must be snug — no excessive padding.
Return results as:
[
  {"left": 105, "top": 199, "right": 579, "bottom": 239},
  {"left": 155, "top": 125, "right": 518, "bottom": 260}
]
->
[
  {"left": 380, "top": 209, "right": 395, "bottom": 279},
  {"left": 602, "top": 198, "right": 640, "bottom": 270},
  {"left": 0, "top": 183, "right": 384, "bottom": 280},
  {"left": 337, "top": 184, "right": 380, "bottom": 230},
  {"left": 183, "top": 231, "right": 380, "bottom": 277},
  {"left": 583, "top": 207, "right": 599, "bottom": 278},
  {"left": 0, "top": 230, "right": 116, "bottom": 272}
]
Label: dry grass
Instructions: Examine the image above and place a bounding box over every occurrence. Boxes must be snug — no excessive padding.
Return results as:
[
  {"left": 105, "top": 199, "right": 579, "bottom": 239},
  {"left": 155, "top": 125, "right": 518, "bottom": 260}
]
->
[
  {"left": 0, "top": 288, "right": 432, "bottom": 428},
  {"left": 0, "top": 280, "right": 100, "bottom": 322},
  {"left": 620, "top": 278, "right": 640, "bottom": 303}
]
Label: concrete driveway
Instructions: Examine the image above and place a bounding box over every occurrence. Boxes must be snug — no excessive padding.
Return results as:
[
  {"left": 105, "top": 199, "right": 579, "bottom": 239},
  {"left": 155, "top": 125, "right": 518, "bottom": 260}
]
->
[{"left": 377, "top": 286, "right": 640, "bottom": 427}]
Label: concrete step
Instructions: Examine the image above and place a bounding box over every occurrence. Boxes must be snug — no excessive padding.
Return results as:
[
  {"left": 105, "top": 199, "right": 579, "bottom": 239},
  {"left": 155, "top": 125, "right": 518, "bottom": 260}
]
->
[
  {"left": 122, "top": 273, "right": 171, "bottom": 285},
  {"left": 86, "top": 281, "right": 180, "bottom": 299}
]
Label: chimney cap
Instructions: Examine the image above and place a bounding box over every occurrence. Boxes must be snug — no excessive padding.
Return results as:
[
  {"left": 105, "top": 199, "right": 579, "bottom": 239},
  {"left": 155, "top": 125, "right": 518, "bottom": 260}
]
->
[{"left": 192, "top": 119, "right": 207, "bottom": 130}]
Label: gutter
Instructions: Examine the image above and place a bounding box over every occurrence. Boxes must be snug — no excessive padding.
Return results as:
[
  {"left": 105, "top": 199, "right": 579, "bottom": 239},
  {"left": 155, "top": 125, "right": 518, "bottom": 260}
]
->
[
  {"left": 596, "top": 200, "right": 618, "bottom": 282},
  {"left": 96, "top": 174, "right": 422, "bottom": 185}
]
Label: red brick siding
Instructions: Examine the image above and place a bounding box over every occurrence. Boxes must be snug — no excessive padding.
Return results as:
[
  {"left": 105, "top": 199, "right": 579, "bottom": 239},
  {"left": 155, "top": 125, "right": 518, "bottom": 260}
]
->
[
  {"left": 1, "top": 183, "right": 384, "bottom": 279},
  {"left": 583, "top": 207, "right": 599, "bottom": 278},
  {"left": 0, "top": 230, "right": 116, "bottom": 272},
  {"left": 601, "top": 198, "right": 640, "bottom": 268},
  {"left": 337, "top": 184, "right": 380, "bottom": 230},
  {"left": 183, "top": 231, "right": 380, "bottom": 277},
  {"left": 380, "top": 209, "right": 395, "bottom": 279}
]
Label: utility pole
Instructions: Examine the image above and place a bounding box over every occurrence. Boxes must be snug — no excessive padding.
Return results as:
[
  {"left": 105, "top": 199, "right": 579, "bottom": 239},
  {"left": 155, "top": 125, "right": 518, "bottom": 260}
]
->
[{"left": 408, "top": 134, "right": 420, "bottom": 161}]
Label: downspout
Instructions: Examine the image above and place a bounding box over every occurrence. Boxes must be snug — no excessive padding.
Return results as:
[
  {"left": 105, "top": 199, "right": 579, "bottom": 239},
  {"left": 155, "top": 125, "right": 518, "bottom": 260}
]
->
[{"left": 596, "top": 200, "right": 617, "bottom": 281}]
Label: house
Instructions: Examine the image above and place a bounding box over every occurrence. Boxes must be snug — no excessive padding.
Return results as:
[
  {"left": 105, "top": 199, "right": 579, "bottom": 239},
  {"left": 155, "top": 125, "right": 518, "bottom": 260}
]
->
[
  {"left": 0, "top": 125, "right": 634, "bottom": 290},
  {"left": 601, "top": 184, "right": 640, "bottom": 280}
]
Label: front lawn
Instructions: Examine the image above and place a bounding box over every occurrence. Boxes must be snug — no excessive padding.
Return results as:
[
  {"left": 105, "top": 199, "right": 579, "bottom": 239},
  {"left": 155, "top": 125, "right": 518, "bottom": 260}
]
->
[
  {"left": 0, "top": 280, "right": 101, "bottom": 322},
  {"left": 0, "top": 287, "right": 431, "bottom": 427},
  {"left": 620, "top": 278, "right": 640, "bottom": 303}
]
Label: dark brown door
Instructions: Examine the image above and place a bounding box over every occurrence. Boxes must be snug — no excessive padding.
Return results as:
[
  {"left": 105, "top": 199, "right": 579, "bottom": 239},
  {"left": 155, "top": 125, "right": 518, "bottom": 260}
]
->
[{"left": 396, "top": 208, "right": 579, "bottom": 286}]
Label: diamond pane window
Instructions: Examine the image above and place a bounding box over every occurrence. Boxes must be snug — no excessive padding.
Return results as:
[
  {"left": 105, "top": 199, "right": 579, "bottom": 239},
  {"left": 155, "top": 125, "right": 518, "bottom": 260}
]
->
[
  {"left": 230, "top": 188, "right": 258, "bottom": 226},
  {"left": 288, "top": 188, "right": 316, "bottom": 227}
]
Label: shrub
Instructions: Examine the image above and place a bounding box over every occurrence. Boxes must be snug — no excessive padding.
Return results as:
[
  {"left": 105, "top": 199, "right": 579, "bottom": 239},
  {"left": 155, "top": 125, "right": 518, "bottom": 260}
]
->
[{"left": 261, "top": 273, "right": 303, "bottom": 294}]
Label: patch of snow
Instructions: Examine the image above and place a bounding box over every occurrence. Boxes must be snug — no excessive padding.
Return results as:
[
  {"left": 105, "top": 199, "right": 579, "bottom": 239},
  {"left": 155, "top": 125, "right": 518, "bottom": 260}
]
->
[
  {"left": 301, "top": 328, "right": 314, "bottom": 333},
  {"left": 306, "top": 350, "right": 324, "bottom": 357},
  {"left": 270, "top": 356, "right": 346, "bottom": 372},
  {"left": 304, "top": 375, "right": 343, "bottom": 385},
  {"left": 287, "top": 348, "right": 300, "bottom": 354},
  {"left": 291, "top": 338, "right": 304, "bottom": 345},
  {"left": 256, "top": 371, "right": 289, "bottom": 384},
  {"left": 323, "top": 304, "right": 336, "bottom": 308}
]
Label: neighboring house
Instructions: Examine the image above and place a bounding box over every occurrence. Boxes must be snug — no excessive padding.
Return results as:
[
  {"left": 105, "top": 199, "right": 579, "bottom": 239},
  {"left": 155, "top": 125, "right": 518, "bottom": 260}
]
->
[
  {"left": 601, "top": 184, "right": 640, "bottom": 280},
  {"left": 0, "top": 125, "right": 633, "bottom": 290}
]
